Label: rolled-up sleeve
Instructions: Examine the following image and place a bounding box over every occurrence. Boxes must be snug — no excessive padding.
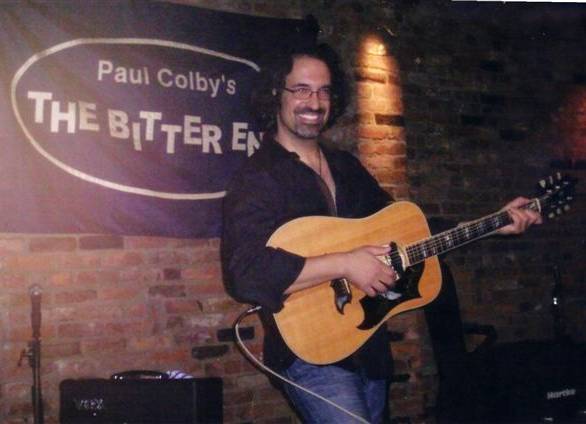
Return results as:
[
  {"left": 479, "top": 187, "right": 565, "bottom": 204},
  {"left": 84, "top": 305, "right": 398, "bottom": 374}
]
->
[{"left": 221, "top": 169, "right": 305, "bottom": 312}]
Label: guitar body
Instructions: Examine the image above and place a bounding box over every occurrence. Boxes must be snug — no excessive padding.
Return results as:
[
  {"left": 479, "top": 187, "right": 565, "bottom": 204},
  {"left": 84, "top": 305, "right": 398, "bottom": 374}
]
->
[{"left": 268, "top": 201, "right": 442, "bottom": 365}]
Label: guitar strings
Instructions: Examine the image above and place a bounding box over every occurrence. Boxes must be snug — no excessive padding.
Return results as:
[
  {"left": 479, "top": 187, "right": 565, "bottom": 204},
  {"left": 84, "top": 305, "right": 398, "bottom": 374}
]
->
[
  {"left": 404, "top": 198, "right": 543, "bottom": 265},
  {"left": 405, "top": 209, "right": 511, "bottom": 264},
  {"left": 233, "top": 306, "right": 371, "bottom": 424}
]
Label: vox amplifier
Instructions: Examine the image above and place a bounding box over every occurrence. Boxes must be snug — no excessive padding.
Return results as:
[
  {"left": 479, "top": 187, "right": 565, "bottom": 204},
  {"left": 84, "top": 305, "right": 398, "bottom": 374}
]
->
[{"left": 59, "top": 378, "right": 222, "bottom": 423}]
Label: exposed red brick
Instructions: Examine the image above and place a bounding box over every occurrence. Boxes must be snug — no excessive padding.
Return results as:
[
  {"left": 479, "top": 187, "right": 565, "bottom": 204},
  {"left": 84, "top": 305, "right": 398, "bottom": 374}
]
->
[
  {"left": 79, "top": 235, "right": 123, "bottom": 250},
  {"left": 52, "top": 303, "right": 128, "bottom": 323},
  {"left": 47, "top": 271, "right": 74, "bottom": 287},
  {"left": 7, "top": 306, "right": 27, "bottom": 323},
  {"left": 166, "top": 315, "right": 184, "bottom": 330},
  {"left": 76, "top": 270, "right": 119, "bottom": 285},
  {"left": 43, "top": 341, "right": 82, "bottom": 358},
  {"left": 372, "top": 82, "right": 403, "bottom": 101},
  {"left": 150, "top": 348, "right": 190, "bottom": 363},
  {"left": 360, "top": 54, "right": 396, "bottom": 72},
  {"left": 104, "top": 320, "right": 148, "bottom": 336},
  {"left": 164, "top": 298, "right": 202, "bottom": 314},
  {"left": 50, "top": 357, "right": 101, "bottom": 378},
  {"left": 357, "top": 97, "right": 390, "bottom": 114},
  {"left": 204, "top": 297, "right": 240, "bottom": 313},
  {"left": 81, "top": 338, "right": 126, "bottom": 354},
  {"left": 99, "top": 286, "right": 143, "bottom": 301},
  {"left": 127, "top": 335, "right": 172, "bottom": 352},
  {"left": 224, "top": 405, "right": 255, "bottom": 423},
  {"left": 251, "top": 401, "right": 294, "bottom": 421},
  {"left": 101, "top": 251, "right": 145, "bottom": 268},
  {"left": 9, "top": 323, "right": 56, "bottom": 342},
  {"left": 186, "top": 280, "right": 227, "bottom": 297},
  {"left": 148, "top": 284, "right": 186, "bottom": 298},
  {"left": 181, "top": 262, "right": 222, "bottom": 281},
  {"left": 224, "top": 389, "right": 254, "bottom": 405},
  {"left": 0, "top": 274, "right": 27, "bottom": 289},
  {"left": 203, "top": 361, "right": 224, "bottom": 377},
  {"left": 119, "top": 268, "right": 163, "bottom": 282},
  {"left": 148, "top": 250, "right": 191, "bottom": 266},
  {"left": 355, "top": 81, "right": 374, "bottom": 99},
  {"left": 0, "top": 238, "right": 26, "bottom": 255},
  {"left": 123, "top": 236, "right": 174, "bottom": 249},
  {"left": 54, "top": 289, "right": 98, "bottom": 304},
  {"left": 182, "top": 238, "right": 216, "bottom": 248},
  {"left": 29, "top": 236, "right": 76, "bottom": 252},
  {"left": 363, "top": 155, "right": 406, "bottom": 172},
  {"left": 355, "top": 67, "right": 388, "bottom": 83},
  {"left": 3, "top": 254, "right": 61, "bottom": 272},
  {"left": 357, "top": 124, "right": 388, "bottom": 140},
  {"left": 223, "top": 359, "right": 243, "bottom": 374},
  {"left": 58, "top": 322, "right": 102, "bottom": 338},
  {"left": 163, "top": 267, "right": 181, "bottom": 280},
  {"left": 60, "top": 252, "right": 102, "bottom": 269},
  {"left": 357, "top": 139, "right": 406, "bottom": 156},
  {"left": 6, "top": 292, "right": 28, "bottom": 308}
]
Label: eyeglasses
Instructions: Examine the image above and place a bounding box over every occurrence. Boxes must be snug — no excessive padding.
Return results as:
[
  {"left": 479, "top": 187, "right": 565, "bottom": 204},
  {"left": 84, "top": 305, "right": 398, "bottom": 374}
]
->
[{"left": 282, "top": 86, "right": 331, "bottom": 101}]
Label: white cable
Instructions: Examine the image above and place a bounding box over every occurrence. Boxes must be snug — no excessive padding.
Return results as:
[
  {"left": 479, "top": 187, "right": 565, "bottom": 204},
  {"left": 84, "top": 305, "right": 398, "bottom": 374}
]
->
[{"left": 234, "top": 306, "right": 371, "bottom": 424}]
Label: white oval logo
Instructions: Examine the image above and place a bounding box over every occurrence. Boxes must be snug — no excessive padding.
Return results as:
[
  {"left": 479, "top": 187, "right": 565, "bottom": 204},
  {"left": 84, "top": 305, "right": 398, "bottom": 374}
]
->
[{"left": 11, "top": 38, "right": 260, "bottom": 200}]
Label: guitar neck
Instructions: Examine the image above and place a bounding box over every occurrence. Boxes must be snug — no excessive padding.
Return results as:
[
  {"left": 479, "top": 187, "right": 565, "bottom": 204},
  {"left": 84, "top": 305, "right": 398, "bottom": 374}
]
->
[{"left": 405, "top": 198, "right": 542, "bottom": 265}]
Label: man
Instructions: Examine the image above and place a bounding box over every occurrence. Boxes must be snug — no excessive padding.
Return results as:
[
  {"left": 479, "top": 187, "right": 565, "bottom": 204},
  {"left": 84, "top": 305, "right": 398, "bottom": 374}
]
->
[{"left": 221, "top": 44, "right": 541, "bottom": 423}]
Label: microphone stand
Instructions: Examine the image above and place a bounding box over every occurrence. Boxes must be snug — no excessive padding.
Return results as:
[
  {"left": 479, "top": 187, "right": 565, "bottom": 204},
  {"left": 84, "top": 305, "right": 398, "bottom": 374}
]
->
[{"left": 18, "top": 285, "right": 44, "bottom": 424}]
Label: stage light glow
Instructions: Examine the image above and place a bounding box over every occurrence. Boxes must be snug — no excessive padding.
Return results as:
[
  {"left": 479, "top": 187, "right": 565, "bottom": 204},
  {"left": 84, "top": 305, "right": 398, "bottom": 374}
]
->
[{"left": 356, "top": 31, "right": 406, "bottom": 197}]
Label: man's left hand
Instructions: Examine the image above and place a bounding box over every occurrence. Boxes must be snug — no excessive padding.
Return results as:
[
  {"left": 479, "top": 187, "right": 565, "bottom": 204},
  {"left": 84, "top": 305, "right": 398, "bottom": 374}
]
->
[{"left": 496, "top": 196, "right": 543, "bottom": 235}]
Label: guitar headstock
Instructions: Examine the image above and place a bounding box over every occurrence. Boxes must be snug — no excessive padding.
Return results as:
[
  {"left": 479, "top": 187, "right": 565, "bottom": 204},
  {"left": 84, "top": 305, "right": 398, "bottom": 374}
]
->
[{"left": 537, "top": 173, "right": 577, "bottom": 219}]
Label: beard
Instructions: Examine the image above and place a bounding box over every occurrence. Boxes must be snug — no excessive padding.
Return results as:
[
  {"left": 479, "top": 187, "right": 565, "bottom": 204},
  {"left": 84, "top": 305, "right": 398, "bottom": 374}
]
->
[{"left": 279, "top": 106, "right": 328, "bottom": 140}]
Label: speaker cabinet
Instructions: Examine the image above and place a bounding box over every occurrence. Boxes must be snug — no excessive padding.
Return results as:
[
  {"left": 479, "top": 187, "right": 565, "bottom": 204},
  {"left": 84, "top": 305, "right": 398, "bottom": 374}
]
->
[
  {"left": 59, "top": 378, "right": 223, "bottom": 423},
  {"left": 485, "top": 341, "right": 586, "bottom": 422}
]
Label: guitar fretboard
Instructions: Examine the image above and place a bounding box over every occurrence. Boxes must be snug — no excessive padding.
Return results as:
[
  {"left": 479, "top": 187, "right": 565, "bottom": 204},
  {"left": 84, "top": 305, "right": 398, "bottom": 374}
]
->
[{"left": 405, "top": 198, "right": 541, "bottom": 266}]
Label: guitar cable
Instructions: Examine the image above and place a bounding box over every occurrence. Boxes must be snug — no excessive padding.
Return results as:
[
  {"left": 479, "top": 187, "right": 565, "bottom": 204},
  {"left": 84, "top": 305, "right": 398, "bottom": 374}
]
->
[{"left": 234, "top": 305, "right": 371, "bottom": 424}]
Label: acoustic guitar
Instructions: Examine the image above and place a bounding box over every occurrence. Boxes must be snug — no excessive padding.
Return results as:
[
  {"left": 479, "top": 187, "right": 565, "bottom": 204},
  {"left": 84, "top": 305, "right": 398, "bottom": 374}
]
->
[{"left": 267, "top": 174, "right": 575, "bottom": 365}]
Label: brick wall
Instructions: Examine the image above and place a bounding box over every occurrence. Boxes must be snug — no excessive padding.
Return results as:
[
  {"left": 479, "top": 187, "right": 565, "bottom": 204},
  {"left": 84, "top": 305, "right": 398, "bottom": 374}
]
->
[
  {"left": 387, "top": 1, "right": 585, "bottom": 345},
  {"left": 2, "top": 1, "right": 585, "bottom": 423}
]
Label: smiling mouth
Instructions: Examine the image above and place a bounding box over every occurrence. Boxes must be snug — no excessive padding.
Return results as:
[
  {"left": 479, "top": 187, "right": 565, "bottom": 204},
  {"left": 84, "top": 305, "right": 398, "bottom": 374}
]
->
[{"left": 297, "top": 112, "right": 324, "bottom": 124}]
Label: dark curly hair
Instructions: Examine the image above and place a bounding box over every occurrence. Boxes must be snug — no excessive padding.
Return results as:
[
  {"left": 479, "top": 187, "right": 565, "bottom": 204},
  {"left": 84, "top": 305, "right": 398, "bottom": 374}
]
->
[{"left": 252, "top": 43, "right": 349, "bottom": 136}]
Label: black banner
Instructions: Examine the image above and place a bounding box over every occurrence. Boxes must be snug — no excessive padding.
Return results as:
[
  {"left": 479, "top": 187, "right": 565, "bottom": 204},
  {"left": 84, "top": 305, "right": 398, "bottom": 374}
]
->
[{"left": 0, "top": 1, "right": 315, "bottom": 237}]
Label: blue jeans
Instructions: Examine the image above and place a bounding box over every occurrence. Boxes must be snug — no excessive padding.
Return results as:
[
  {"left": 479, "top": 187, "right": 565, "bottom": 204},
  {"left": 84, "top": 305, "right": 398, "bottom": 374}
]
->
[{"left": 282, "top": 358, "right": 388, "bottom": 423}]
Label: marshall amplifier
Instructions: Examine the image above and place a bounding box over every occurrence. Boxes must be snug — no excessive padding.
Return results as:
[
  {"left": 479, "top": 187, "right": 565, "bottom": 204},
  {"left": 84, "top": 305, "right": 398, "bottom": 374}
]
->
[{"left": 59, "top": 378, "right": 222, "bottom": 423}]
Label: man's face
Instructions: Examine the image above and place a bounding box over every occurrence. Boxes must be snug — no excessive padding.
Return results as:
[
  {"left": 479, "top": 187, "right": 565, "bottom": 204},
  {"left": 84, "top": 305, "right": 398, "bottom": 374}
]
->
[{"left": 276, "top": 56, "right": 332, "bottom": 141}]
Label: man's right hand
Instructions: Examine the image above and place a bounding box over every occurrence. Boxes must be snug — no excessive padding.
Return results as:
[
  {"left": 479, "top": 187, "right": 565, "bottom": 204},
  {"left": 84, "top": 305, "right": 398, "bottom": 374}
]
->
[
  {"left": 285, "top": 244, "right": 398, "bottom": 296},
  {"left": 341, "top": 245, "right": 397, "bottom": 297}
]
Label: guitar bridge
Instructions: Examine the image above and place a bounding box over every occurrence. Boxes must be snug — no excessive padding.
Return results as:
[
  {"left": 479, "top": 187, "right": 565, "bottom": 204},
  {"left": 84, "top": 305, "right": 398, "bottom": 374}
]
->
[{"left": 331, "top": 278, "right": 352, "bottom": 314}]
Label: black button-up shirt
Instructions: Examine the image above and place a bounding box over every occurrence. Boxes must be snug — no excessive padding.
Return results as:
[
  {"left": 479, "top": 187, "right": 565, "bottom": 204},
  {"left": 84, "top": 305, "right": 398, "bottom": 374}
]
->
[{"left": 221, "top": 138, "right": 393, "bottom": 377}]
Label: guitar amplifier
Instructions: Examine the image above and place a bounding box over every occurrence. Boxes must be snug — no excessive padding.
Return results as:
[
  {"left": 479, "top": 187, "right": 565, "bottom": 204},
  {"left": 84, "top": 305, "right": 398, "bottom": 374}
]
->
[
  {"left": 480, "top": 341, "right": 586, "bottom": 422},
  {"left": 59, "top": 378, "right": 222, "bottom": 423}
]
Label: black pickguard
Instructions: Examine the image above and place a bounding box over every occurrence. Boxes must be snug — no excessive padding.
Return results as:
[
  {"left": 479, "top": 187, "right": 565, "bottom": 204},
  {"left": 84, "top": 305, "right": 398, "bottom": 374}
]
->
[{"left": 357, "top": 262, "right": 425, "bottom": 330}]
